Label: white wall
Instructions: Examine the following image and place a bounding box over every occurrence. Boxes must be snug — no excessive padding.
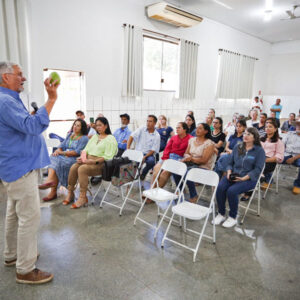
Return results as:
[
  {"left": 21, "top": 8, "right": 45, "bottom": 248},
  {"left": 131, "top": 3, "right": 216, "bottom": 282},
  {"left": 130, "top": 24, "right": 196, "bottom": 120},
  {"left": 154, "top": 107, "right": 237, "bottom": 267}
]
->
[
  {"left": 26, "top": 0, "right": 271, "bottom": 130},
  {"left": 264, "top": 41, "right": 300, "bottom": 118}
]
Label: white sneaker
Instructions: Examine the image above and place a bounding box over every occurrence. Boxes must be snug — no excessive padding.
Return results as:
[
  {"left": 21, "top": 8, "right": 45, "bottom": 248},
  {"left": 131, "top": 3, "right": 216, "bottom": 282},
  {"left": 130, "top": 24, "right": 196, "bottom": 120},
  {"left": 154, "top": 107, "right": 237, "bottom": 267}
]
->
[
  {"left": 222, "top": 217, "right": 237, "bottom": 228},
  {"left": 211, "top": 213, "right": 226, "bottom": 225}
]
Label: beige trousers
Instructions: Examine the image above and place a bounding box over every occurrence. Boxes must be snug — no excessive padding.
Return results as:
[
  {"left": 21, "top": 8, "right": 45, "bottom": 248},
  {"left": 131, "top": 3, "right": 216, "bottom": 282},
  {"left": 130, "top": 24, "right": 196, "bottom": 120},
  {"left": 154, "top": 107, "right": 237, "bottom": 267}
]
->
[
  {"left": 68, "top": 156, "right": 103, "bottom": 192},
  {"left": 2, "top": 170, "right": 40, "bottom": 274}
]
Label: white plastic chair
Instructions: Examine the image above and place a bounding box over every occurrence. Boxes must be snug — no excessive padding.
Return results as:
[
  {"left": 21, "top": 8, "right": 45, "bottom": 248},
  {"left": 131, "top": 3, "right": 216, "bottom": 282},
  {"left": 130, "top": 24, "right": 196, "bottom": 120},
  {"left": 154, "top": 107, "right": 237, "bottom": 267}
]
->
[
  {"left": 134, "top": 159, "right": 187, "bottom": 239},
  {"left": 195, "top": 154, "right": 217, "bottom": 203},
  {"left": 263, "top": 164, "right": 281, "bottom": 199},
  {"left": 239, "top": 165, "right": 265, "bottom": 224},
  {"left": 161, "top": 168, "right": 219, "bottom": 262},
  {"left": 94, "top": 149, "right": 144, "bottom": 215}
]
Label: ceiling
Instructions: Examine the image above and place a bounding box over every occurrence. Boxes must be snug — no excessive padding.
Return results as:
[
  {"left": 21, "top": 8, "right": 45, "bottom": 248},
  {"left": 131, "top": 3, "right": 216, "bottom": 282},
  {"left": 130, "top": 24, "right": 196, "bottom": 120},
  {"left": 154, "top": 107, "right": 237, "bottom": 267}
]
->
[{"left": 167, "top": 0, "right": 300, "bottom": 43}]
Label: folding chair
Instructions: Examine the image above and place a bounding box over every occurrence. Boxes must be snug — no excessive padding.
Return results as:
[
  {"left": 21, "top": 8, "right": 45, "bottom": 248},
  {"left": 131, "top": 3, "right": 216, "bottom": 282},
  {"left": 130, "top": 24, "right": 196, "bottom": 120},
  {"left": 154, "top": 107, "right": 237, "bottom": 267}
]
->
[
  {"left": 239, "top": 165, "right": 265, "bottom": 224},
  {"left": 195, "top": 154, "right": 217, "bottom": 203},
  {"left": 161, "top": 168, "right": 219, "bottom": 262},
  {"left": 263, "top": 164, "right": 282, "bottom": 199},
  {"left": 134, "top": 159, "right": 187, "bottom": 239},
  {"left": 96, "top": 149, "right": 144, "bottom": 215}
]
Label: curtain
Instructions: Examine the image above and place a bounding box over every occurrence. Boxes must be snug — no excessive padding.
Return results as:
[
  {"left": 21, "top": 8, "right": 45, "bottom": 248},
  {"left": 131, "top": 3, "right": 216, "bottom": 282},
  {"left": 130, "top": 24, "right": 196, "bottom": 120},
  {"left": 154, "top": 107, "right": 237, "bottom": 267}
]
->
[
  {"left": 179, "top": 40, "right": 198, "bottom": 99},
  {"left": 216, "top": 50, "right": 256, "bottom": 99},
  {"left": 122, "top": 24, "right": 143, "bottom": 97},
  {"left": 0, "top": 0, "right": 30, "bottom": 87}
]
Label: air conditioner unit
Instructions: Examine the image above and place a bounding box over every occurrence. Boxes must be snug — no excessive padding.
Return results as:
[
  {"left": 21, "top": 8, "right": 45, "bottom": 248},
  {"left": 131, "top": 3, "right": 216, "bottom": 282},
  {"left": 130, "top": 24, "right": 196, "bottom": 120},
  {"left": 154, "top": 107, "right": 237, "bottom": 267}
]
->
[{"left": 146, "top": 2, "right": 203, "bottom": 28}]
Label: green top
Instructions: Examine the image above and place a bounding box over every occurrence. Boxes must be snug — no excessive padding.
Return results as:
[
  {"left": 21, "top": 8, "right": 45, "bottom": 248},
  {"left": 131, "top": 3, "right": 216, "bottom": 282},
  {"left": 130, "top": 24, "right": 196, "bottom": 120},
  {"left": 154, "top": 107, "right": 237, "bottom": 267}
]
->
[
  {"left": 210, "top": 125, "right": 214, "bottom": 132},
  {"left": 84, "top": 134, "right": 118, "bottom": 160}
]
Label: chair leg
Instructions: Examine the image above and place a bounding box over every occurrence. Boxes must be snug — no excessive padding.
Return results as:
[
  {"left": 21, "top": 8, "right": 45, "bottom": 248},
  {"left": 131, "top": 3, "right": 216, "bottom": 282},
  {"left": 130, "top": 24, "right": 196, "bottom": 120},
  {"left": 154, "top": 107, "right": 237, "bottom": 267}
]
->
[
  {"left": 212, "top": 201, "right": 216, "bottom": 244},
  {"left": 194, "top": 210, "right": 210, "bottom": 262},
  {"left": 134, "top": 196, "right": 148, "bottom": 225},
  {"left": 161, "top": 212, "right": 175, "bottom": 248},
  {"left": 99, "top": 182, "right": 112, "bottom": 208},
  {"left": 241, "top": 188, "right": 256, "bottom": 224},
  {"left": 91, "top": 182, "right": 102, "bottom": 205},
  {"left": 154, "top": 201, "right": 172, "bottom": 239},
  {"left": 119, "top": 182, "right": 134, "bottom": 216}
]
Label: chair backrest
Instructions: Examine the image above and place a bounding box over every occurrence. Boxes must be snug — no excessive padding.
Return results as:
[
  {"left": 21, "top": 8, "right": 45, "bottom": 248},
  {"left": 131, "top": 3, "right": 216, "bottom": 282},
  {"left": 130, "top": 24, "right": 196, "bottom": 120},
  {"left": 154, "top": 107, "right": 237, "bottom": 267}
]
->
[
  {"left": 122, "top": 149, "right": 144, "bottom": 164},
  {"left": 185, "top": 168, "right": 219, "bottom": 187},
  {"left": 161, "top": 159, "right": 187, "bottom": 177},
  {"left": 45, "top": 139, "right": 61, "bottom": 148}
]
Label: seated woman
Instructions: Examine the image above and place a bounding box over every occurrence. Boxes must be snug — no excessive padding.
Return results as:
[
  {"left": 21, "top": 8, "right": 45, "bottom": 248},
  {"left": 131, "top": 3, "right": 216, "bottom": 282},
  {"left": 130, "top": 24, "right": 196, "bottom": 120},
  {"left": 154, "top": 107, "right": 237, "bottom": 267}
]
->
[
  {"left": 152, "top": 122, "right": 192, "bottom": 188},
  {"left": 213, "top": 128, "right": 265, "bottom": 228},
  {"left": 38, "top": 119, "right": 89, "bottom": 201},
  {"left": 173, "top": 123, "right": 216, "bottom": 203},
  {"left": 185, "top": 114, "right": 196, "bottom": 135},
  {"left": 240, "top": 118, "right": 284, "bottom": 201},
  {"left": 156, "top": 115, "right": 174, "bottom": 152},
  {"left": 214, "top": 119, "right": 246, "bottom": 178},
  {"left": 260, "top": 118, "right": 284, "bottom": 186},
  {"left": 63, "top": 117, "right": 118, "bottom": 208},
  {"left": 211, "top": 117, "right": 225, "bottom": 155}
]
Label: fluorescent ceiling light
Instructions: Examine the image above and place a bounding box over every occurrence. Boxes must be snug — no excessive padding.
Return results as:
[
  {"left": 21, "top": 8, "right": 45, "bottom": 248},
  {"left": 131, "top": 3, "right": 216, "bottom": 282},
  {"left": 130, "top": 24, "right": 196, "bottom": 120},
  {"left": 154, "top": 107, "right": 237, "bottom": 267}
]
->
[
  {"left": 264, "top": 10, "right": 272, "bottom": 21},
  {"left": 213, "top": 0, "right": 233, "bottom": 10}
]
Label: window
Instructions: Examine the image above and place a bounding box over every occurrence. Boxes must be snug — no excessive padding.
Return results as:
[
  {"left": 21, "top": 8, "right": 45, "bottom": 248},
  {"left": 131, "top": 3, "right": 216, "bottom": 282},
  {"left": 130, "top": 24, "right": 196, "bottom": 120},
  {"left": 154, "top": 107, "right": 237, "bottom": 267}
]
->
[
  {"left": 43, "top": 69, "right": 85, "bottom": 138},
  {"left": 143, "top": 36, "right": 179, "bottom": 92}
]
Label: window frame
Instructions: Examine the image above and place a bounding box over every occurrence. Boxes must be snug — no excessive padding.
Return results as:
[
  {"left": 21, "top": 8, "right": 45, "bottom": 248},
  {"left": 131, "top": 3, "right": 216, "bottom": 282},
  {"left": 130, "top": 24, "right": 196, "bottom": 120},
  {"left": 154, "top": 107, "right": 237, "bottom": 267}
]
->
[{"left": 143, "top": 34, "right": 180, "bottom": 93}]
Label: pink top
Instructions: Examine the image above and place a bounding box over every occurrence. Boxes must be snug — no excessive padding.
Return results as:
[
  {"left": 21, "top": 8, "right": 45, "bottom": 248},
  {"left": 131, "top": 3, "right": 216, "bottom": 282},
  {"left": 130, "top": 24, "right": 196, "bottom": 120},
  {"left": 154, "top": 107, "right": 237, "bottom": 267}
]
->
[{"left": 261, "top": 139, "right": 284, "bottom": 163}]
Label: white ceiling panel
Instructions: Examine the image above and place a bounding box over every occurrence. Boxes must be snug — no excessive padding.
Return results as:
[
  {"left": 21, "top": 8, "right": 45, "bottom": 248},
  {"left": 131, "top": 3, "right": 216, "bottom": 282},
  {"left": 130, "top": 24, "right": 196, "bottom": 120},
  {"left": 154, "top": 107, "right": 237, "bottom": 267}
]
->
[{"left": 164, "top": 0, "right": 300, "bottom": 43}]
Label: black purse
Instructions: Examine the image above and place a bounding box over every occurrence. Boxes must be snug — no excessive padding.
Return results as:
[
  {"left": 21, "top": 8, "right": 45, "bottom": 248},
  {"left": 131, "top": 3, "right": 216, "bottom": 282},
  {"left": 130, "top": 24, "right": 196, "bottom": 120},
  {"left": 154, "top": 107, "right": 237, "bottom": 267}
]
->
[{"left": 102, "top": 156, "right": 132, "bottom": 181}]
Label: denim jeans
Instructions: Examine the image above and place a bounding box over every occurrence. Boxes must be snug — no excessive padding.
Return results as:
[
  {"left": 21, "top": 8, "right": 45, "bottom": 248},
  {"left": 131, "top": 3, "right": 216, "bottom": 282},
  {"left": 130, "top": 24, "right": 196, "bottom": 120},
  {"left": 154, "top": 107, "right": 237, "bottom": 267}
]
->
[
  {"left": 282, "top": 155, "right": 300, "bottom": 187},
  {"left": 142, "top": 155, "right": 156, "bottom": 176},
  {"left": 263, "top": 162, "right": 277, "bottom": 183},
  {"left": 216, "top": 177, "right": 257, "bottom": 218},
  {"left": 173, "top": 165, "right": 198, "bottom": 199}
]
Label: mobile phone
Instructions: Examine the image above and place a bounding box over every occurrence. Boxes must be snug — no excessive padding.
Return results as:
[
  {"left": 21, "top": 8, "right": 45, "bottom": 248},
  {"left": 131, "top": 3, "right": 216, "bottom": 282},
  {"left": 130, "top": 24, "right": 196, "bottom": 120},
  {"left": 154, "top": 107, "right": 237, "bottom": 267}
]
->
[{"left": 90, "top": 117, "right": 94, "bottom": 123}]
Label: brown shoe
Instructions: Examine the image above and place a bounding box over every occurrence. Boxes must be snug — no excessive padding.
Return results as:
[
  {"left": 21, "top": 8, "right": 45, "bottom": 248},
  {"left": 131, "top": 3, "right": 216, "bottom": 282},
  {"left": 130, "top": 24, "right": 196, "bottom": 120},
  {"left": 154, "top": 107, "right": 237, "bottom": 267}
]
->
[
  {"left": 292, "top": 186, "right": 300, "bottom": 195},
  {"left": 16, "top": 268, "right": 53, "bottom": 284}
]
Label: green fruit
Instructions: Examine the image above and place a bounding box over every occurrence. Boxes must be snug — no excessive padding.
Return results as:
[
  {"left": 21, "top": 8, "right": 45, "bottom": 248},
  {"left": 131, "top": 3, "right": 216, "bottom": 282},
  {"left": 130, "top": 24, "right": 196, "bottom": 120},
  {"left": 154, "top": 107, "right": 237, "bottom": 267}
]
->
[{"left": 49, "top": 72, "right": 61, "bottom": 85}]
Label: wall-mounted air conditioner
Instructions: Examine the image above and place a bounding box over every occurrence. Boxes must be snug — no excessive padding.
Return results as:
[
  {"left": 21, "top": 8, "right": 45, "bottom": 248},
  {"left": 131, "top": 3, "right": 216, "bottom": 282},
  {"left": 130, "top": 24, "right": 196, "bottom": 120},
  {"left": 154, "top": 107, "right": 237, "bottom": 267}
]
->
[{"left": 146, "top": 2, "right": 203, "bottom": 28}]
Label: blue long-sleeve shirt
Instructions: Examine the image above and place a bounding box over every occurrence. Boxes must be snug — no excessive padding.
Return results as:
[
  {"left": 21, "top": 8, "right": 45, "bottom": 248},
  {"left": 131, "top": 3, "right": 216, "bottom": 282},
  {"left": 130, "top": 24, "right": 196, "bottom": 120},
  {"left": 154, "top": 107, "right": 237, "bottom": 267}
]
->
[
  {"left": 226, "top": 144, "right": 265, "bottom": 181},
  {"left": 0, "top": 87, "right": 50, "bottom": 182},
  {"left": 113, "top": 126, "right": 131, "bottom": 150}
]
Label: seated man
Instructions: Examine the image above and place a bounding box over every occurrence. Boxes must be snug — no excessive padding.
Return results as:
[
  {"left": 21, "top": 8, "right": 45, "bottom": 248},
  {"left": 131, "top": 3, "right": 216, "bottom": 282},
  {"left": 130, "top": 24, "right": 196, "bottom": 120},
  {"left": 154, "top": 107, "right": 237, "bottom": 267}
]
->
[
  {"left": 281, "top": 113, "right": 296, "bottom": 133},
  {"left": 113, "top": 113, "right": 131, "bottom": 157},
  {"left": 127, "top": 115, "right": 160, "bottom": 181},
  {"left": 282, "top": 121, "right": 300, "bottom": 194},
  {"left": 253, "top": 113, "right": 267, "bottom": 138},
  {"left": 246, "top": 109, "right": 259, "bottom": 127}
]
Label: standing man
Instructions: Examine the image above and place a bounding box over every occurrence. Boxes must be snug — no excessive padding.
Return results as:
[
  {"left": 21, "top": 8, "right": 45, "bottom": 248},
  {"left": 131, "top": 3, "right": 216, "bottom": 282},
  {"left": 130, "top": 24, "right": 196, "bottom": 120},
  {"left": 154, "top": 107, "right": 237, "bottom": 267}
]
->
[
  {"left": 270, "top": 98, "right": 283, "bottom": 126},
  {"left": 127, "top": 115, "right": 160, "bottom": 181},
  {"left": 251, "top": 96, "right": 263, "bottom": 112},
  {"left": 0, "top": 62, "right": 59, "bottom": 284},
  {"left": 113, "top": 113, "right": 131, "bottom": 157}
]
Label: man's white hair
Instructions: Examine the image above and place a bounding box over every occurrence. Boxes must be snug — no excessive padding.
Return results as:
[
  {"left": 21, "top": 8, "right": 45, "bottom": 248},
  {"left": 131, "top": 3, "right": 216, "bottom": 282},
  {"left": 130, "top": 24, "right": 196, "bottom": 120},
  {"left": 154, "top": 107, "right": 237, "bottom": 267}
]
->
[{"left": 0, "top": 61, "right": 17, "bottom": 84}]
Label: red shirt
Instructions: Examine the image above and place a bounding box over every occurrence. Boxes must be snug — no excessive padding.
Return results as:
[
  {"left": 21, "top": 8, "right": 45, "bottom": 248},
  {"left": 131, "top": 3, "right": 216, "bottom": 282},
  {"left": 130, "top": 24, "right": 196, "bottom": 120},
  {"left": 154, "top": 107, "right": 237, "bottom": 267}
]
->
[{"left": 161, "top": 134, "right": 193, "bottom": 160}]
